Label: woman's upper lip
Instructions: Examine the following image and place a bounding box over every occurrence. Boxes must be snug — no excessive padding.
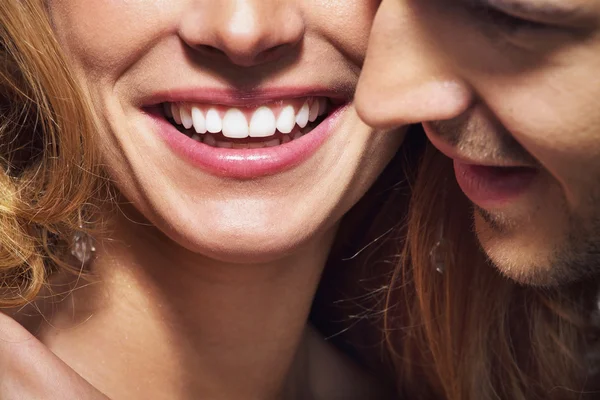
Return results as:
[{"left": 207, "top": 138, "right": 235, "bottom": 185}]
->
[
  {"left": 423, "top": 125, "right": 539, "bottom": 169},
  {"left": 138, "top": 86, "right": 352, "bottom": 107}
]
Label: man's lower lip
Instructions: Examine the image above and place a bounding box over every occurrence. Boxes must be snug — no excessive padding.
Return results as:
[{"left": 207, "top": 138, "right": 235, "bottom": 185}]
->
[
  {"left": 454, "top": 161, "right": 538, "bottom": 208},
  {"left": 150, "top": 105, "right": 347, "bottom": 179}
]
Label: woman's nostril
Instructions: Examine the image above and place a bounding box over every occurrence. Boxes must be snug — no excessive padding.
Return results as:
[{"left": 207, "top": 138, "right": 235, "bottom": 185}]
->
[
  {"left": 190, "top": 42, "right": 296, "bottom": 68},
  {"left": 267, "top": 44, "right": 287, "bottom": 53},
  {"left": 178, "top": 8, "right": 305, "bottom": 68}
]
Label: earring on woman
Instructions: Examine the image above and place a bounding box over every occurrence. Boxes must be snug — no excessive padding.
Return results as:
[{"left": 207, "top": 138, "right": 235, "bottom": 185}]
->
[
  {"left": 430, "top": 223, "right": 447, "bottom": 275},
  {"left": 71, "top": 209, "right": 96, "bottom": 265}
]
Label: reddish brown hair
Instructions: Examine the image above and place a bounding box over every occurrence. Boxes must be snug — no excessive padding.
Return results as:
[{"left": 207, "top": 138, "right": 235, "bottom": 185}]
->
[{"left": 317, "top": 128, "right": 599, "bottom": 400}]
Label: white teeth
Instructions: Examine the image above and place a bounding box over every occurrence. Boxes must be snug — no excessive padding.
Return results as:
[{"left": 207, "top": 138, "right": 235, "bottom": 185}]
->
[
  {"left": 169, "top": 98, "right": 330, "bottom": 145},
  {"left": 172, "top": 103, "right": 182, "bottom": 125},
  {"left": 308, "top": 101, "right": 319, "bottom": 122},
  {"left": 249, "top": 106, "right": 276, "bottom": 138},
  {"left": 295, "top": 102, "right": 309, "bottom": 128},
  {"left": 276, "top": 105, "right": 296, "bottom": 134},
  {"left": 206, "top": 109, "right": 222, "bottom": 134},
  {"left": 191, "top": 106, "right": 207, "bottom": 134},
  {"left": 180, "top": 106, "right": 193, "bottom": 130},
  {"left": 222, "top": 108, "right": 249, "bottom": 139}
]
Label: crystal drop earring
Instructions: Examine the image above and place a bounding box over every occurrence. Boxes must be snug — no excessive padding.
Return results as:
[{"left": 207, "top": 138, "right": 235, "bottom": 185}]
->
[
  {"left": 430, "top": 224, "right": 447, "bottom": 275},
  {"left": 430, "top": 177, "right": 449, "bottom": 275},
  {"left": 71, "top": 209, "right": 96, "bottom": 265}
]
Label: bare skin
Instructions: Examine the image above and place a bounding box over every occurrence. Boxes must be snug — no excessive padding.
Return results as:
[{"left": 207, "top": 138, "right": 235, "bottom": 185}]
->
[
  {"left": 9, "top": 212, "right": 384, "bottom": 400},
  {"left": 0, "top": 313, "right": 108, "bottom": 400},
  {"left": 357, "top": 0, "right": 600, "bottom": 286},
  {"left": 2, "top": 0, "right": 402, "bottom": 399}
]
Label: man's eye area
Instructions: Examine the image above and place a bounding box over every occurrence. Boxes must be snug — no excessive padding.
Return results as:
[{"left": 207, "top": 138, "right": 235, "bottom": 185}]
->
[{"left": 461, "top": 0, "right": 555, "bottom": 32}]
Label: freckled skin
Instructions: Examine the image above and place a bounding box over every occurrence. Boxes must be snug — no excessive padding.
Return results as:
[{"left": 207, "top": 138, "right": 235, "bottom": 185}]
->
[{"left": 356, "top": 0, "right": 600, "bottom": 285}]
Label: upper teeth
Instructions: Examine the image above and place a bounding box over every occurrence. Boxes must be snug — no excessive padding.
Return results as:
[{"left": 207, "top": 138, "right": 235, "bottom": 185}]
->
[{"left": 165, "top": 98, "right": 328, "bottom": 139}]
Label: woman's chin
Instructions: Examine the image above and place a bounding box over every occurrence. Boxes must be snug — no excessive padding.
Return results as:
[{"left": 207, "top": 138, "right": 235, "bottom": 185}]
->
[
  {"left": 112, "top": 183, "right": 345, "bottom": 264},
  {"left": 150, "top": 216, "right": 330, "bottom": 264},
  {"left": 175, "top": 232, "right": 319, "bottom": 264}
]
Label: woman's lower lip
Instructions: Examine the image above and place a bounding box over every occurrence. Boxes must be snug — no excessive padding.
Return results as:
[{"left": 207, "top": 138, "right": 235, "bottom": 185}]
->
[
  {"left": 454, "top": 161, "right": 538, "bottom": 208},
  {"left": 149, "top": 105, "right": 347, "bottom": 179}
]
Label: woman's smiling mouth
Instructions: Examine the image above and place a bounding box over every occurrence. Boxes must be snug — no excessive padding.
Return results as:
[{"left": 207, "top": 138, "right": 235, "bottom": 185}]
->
[
  {"left": 165, "top": 97, "right": 330, "bottom": 148},
  {"left": 144, "top": 90, "right": 347, "bottom": 179}
]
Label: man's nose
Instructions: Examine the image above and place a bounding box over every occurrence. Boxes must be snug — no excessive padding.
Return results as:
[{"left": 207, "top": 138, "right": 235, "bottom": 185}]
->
[{"left": 356, "top": 0, "right": 473, "bottom": 128}]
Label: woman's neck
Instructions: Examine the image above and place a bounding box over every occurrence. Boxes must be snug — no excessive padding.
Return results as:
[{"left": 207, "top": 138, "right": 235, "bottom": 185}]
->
[{"left": 34, "top": 212, "right": 338, "bottom": 400}]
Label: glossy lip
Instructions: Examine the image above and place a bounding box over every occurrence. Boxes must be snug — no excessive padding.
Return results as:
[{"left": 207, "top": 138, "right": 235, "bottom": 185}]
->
[
  {"left": 143, "top": 89, "right": 349, "bottom": 180},
  {"left": 423, "top": 123, "right": 539, "bottom": 208},
  {"left": 453, "top": 161, "right": 538, "bottom": 208},
  {"left": 138, "top": 87, "right": 351, "bottom": 108}
]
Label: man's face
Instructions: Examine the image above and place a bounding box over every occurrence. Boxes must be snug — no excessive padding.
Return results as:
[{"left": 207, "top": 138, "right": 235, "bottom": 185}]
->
[{"left": 356, "top": 0, "right": 600, "bottom": 286}]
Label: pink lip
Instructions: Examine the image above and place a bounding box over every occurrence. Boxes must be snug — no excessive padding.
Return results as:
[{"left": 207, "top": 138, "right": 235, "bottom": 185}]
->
[
  {"left": 138, "top": 87, "right": 351, "bottom": 107},
  {"left": 422, "top": 123, "right": 539, "bottom": 208},
  {"left": 145, "top": 103, "right": 348, "bottom": 180},
  {"left": 453, "top": 161, "right": 538, "bottom": 208}
]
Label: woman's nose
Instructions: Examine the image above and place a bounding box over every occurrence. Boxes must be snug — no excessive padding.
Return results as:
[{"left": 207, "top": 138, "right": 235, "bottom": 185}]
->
[
  {"left": 355, "top": 0, "right": 473, "bottom": 128},
  {"left": 179, "top": 0, "right": 305, "bottom": 68}
]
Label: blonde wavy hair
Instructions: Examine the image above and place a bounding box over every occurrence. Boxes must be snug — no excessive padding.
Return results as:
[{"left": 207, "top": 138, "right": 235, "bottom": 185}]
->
[{"left": 0, "top": 0, "right": 101, "bottom": 308}]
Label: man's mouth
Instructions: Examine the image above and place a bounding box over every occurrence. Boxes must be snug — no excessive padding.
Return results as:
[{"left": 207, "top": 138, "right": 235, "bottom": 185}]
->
[
  {"left": 422, "top": 121, "right": 541, "bottom": 208},
  {"left": 453, "top": 161, "right": 539, "bottom": 208},
  {"left": 161, "top": 97, "right": 331, "bottom": 149}
]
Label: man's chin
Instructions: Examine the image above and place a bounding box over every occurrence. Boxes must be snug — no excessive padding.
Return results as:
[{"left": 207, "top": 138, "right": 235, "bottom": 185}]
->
[
  {"left": 475, "top": 222, "right": 563, "bottom": 287},
  {"left": 477, "top": 233, "right": 596, "bottom": 287},
  {"left": 487, "top": 255, "right": 563, "bottom": 287}
]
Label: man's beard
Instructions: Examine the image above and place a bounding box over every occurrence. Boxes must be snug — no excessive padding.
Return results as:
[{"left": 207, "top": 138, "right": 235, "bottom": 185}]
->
[
  {"left": 430, "top": 113, "right": 600, "bottom": 285},
  {"left": 553, "top": 212, "right": 600, "bottom": 285},
  {"left": 474, "top": 204, "right": 600, "bottom": 286}
]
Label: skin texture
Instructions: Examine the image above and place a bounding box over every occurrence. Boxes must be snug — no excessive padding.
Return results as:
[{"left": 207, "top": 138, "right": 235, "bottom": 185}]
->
[
  {"left": 0, "top": 313, "right": 108, "bottom": 400},
  {"left": 356, "top": 0, "right": 600, "bottom": 286},
  {"left": 48, "top": 0, "right": 396, "bottom": 263},
  {"left": 1, "top": 1, "right": 404, "bottom": 399}
]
